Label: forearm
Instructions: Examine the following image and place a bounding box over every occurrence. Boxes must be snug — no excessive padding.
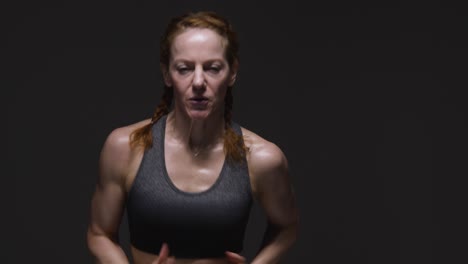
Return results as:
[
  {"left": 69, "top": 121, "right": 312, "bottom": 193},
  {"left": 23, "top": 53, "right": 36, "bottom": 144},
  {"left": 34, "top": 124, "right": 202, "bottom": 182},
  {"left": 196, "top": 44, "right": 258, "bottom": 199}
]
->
[
  {"left": 87, "top": 231, "right": 130, "bottom": 264},
  {"left": 251, "top": 224, "right": 297, "bottom": 264}
]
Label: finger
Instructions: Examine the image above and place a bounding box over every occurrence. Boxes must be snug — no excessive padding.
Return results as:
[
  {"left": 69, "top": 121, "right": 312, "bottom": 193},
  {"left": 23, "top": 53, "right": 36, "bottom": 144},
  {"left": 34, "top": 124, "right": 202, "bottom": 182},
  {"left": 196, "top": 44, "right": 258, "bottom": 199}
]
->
[
  {"left": 225, "top": 251, "right": 246, "bottom": 263},
  {"left": 159, "top": 243, "right": 170, "bottom": 259},
  {"left": 166, "top": 256, "right": 176, "bottom": 264},
  {"left": 152, "top": 243, "right": 170, "bottom": 264}
]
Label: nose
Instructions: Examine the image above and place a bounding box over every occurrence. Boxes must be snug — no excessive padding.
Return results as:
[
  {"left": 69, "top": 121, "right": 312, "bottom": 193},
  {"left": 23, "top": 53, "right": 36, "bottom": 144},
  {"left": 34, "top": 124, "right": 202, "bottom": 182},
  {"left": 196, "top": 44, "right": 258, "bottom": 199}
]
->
[{"left": 192, "top": 66, "right": 206, "bottom": 90}]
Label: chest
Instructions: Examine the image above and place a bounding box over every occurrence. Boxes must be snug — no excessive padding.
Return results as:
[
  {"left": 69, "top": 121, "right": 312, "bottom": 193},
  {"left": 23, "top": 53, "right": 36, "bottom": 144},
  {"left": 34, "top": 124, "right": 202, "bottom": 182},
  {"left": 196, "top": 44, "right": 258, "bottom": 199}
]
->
[
  {"left": 164, "top": 141, "right": 226, "bottom": 193},
  {"left": 127, "top": 139, "right": 253, "bottom": 228}
]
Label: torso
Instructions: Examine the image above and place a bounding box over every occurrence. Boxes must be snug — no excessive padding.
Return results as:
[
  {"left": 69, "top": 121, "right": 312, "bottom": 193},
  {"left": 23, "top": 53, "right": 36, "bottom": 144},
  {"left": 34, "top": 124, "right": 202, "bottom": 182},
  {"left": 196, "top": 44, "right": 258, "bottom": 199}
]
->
[
  {"left": 163, "top": 129, "right": 226, "bottom": 194},
  {"left": 122, "top": 118, "right": 261, "bottom": 203},
  {"left": 117, "top": 117, "right": 264, "bottom": 263},
  {"left": 130, "top": 246, "right": 234, "bottom": 264}
]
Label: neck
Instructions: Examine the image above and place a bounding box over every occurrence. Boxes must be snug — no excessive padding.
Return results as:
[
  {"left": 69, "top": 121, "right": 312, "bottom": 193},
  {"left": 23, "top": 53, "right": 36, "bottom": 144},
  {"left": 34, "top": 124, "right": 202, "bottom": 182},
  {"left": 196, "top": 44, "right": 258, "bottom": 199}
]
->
[{"left": 166, "top": 111, "right": 225, "bottom": 154}]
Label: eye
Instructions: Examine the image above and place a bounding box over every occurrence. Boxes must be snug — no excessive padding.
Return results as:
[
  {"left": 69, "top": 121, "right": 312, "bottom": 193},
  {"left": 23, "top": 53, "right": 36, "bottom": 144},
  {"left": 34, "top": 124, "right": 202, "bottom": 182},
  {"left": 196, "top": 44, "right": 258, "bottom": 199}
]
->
[
  {"left": 209, "top": 67, "right": 220, "bottom": 73},
  {"left": 206, "top": 65, "right": 221, "bottom": 73},
  {"left": 176, "top": 67, "right": 190, "bottom": 75}
]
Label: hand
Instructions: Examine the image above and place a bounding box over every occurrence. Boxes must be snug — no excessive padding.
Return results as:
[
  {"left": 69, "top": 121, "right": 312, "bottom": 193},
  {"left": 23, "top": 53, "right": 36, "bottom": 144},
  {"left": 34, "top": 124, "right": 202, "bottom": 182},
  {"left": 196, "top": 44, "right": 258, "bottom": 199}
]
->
[
  {"left": 225, "top": 251, "right": 246, "bottom": 264},
  {"left": 152, "top": 243, "right": 175, "bottom": 264}
]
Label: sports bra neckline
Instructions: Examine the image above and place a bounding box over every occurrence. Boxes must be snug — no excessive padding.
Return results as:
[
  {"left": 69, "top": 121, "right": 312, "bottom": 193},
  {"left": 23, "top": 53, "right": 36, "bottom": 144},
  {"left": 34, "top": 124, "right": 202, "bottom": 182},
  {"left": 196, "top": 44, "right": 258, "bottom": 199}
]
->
[{"left": 159, "top": 115, "right": 228, "bottom": 196}]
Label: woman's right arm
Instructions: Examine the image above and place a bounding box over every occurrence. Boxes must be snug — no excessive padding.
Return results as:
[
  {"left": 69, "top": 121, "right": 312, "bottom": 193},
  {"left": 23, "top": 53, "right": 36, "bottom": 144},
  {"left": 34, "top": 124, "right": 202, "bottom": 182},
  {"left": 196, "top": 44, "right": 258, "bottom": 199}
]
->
[{"left": 87, "top": 129, "right": 132, "bottom": 264}]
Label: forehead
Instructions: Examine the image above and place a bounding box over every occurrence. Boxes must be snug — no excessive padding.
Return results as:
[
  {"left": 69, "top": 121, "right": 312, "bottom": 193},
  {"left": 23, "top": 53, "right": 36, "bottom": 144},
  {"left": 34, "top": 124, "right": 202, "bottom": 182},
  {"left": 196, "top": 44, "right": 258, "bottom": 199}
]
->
[{"left": 171, "top": 28, "right": 226, "bottom": 61}]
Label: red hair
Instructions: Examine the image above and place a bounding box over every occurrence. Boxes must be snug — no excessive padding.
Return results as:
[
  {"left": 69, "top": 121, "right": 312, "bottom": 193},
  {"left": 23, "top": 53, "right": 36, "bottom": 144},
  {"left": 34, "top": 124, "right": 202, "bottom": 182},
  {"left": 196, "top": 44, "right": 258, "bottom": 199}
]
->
[{"left": 130, "top": 11, "right": 246, "bottom": 162}]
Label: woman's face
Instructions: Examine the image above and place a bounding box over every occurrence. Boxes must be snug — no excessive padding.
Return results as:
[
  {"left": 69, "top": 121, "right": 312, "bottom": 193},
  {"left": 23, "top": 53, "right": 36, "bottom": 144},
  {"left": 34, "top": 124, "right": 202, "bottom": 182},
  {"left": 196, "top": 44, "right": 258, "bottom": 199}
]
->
[{"left": 163, "top": 28, "right": 237, "bottom": 120}]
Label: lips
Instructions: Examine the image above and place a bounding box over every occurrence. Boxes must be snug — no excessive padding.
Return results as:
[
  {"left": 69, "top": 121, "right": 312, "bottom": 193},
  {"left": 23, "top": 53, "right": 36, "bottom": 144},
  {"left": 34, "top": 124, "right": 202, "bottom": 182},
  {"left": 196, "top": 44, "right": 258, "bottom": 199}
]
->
[
  {"left": 189, "top": 96, "right": 208, "bottom": 102},
  {"left": 188, "top": 96, "right": 209, "bottom": 108}
]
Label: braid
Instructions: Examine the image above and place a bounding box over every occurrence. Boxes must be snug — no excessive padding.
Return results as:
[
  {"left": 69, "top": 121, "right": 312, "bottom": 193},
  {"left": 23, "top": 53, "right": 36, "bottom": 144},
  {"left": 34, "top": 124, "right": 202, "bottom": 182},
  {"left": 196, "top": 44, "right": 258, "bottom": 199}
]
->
[
  {"left": 223, "top": 87, "right": 247, "bottom": 162},
  {"left": 151, "top": 86, "right": 173, "bottom": 123},
  {"left": 224, "top": 87, "right": 233, "bottom": 127},
  {"left": 130, "top": 86, "right": 173, "bottom": 150}
]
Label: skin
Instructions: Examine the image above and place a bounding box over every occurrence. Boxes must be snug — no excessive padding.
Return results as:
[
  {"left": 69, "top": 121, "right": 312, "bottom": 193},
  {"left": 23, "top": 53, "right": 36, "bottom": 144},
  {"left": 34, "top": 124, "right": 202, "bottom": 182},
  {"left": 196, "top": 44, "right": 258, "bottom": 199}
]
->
[{"left": 87, "top": 28, "right": 298, "bottom": 264}]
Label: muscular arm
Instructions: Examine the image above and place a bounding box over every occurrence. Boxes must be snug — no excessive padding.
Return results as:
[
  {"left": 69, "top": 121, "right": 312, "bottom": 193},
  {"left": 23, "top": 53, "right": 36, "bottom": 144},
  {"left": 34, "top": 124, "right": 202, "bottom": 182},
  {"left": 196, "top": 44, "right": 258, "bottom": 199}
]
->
[
  {"left": 249, "top": 142, "right": 299, "bottom": 264},
  {"left": 87, "top": 129, "right": 132, "bottom": 264}
]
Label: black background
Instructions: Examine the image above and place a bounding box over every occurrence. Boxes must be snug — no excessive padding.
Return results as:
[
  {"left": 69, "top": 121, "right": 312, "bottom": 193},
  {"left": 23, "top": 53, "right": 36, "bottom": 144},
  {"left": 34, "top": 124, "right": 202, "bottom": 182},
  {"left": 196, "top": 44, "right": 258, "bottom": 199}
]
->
[{"left": 7, "top": 1, "right": 467, "bottom": 263}]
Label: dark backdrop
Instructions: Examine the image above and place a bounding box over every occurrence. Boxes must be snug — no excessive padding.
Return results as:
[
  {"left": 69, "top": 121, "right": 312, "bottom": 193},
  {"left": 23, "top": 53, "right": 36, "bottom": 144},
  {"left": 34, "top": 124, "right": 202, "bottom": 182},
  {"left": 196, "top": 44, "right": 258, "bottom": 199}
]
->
[{"left": 8, "top": 1, "right": 467, "bottom": 263}]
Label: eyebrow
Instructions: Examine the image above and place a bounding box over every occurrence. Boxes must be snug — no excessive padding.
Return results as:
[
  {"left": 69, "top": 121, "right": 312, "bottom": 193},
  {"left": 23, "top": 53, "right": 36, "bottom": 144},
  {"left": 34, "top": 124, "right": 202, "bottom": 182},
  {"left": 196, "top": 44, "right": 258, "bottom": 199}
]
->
[{"left": 171, "top": 58, "right": 225, "bottom": 64}]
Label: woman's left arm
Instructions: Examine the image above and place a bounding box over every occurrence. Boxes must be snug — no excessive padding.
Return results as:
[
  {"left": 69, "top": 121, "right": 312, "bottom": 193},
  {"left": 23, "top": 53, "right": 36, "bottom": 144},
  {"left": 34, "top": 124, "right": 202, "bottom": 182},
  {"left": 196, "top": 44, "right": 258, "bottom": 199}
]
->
[{"left": 248, "top": 142, "right": 299, "bottom": 264}]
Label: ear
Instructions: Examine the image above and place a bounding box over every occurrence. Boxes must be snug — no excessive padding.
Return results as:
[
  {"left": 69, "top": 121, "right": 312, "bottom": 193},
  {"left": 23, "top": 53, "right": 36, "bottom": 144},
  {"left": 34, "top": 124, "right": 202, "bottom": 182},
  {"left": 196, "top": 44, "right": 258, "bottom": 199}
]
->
[
  {"left": 160, "top": 63, "right": 172, "bottom": 87},
  {"left": 228, "top": 59, "right": 239, "bottom": 87}
]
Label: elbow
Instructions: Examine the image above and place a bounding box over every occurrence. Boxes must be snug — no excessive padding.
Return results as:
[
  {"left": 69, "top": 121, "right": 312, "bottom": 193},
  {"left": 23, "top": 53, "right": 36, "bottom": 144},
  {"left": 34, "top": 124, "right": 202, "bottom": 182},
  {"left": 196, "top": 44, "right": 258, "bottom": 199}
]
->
[
  {"left": 86, "top": 227, "right": 125, "bottom": 264},
  {"left": 284, "top": 221, "right": 298, "bottom": 247},
  {"left": 86, "top": 226, "right": 100, "bottom": 255},
  {"left": 265, "top": 220, "right": 299, "bottom": 248},
  {"left": 86, "top": 226, "right": 115, "bottom": 256},
  {"left": 290, "top": 223, "right": 299, "bottom": 246},
  {"left": 282, "top": 214, "right": 299, "bottom": 248}
]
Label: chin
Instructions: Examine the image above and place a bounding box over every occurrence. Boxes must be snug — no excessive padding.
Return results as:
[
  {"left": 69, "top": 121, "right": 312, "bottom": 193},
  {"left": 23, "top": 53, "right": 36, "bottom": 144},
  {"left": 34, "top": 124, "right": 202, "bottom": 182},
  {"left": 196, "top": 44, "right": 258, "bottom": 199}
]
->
[{"left": 187, "top": 109, "right": 211, "bottom": 120}]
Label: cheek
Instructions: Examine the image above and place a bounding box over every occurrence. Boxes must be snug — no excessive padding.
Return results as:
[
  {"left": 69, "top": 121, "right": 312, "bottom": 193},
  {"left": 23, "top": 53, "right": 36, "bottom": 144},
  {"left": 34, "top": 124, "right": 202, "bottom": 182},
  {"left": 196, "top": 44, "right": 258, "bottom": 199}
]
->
[
  {"left": 211, "top": 77, "right": 230, "bottom": 92},
  {"left": 172, "top": 86, "right": 188, "bottom": 101},
  {"left": 214, "top": 86, "right": 229, "bottom": 102},
  {"left": 171, "top": 79, "right": 190, "bottom": 92}
]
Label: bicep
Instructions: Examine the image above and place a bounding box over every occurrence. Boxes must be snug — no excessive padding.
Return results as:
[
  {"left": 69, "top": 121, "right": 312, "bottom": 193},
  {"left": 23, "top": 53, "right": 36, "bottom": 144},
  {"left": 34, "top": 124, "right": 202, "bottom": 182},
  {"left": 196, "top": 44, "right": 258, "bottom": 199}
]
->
[
  {"left": 88, "top": 131, "right": 129, "bottom": 238},
  {"left": 252, "top": 147, "right": 298, "bottom": 227},
  {"left": 89, "top": 180, "right": 126, "bottom": 238},
  {"left": 258, "top": 171, "right": 297, "bottom": 227}
]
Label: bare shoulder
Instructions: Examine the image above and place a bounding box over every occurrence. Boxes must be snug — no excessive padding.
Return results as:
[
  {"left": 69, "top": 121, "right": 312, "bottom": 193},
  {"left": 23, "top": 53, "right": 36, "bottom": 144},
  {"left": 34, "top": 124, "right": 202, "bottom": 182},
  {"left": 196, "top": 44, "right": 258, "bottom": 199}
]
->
[
  {"left": 99, "top": 119, "right": 152, "bottom": 184},
  {"left": 241, "top": 127, "right": 288, "bottom": 169},
  {"left": 241, "top": 127, "right": 289, "bottom": 192},
  {"left": 102, "top": 118, "right": 152, "bottom": 155},
  {"left": 241, "top": 127, "right": 298, "bottom": 229}
]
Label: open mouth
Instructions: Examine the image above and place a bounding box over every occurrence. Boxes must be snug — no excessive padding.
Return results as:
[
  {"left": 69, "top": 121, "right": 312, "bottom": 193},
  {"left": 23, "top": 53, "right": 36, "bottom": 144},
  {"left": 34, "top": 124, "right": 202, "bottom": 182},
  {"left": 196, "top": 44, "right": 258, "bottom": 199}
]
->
[
  {"left": 188, "top": 97, "right": 209, "bottom": 109},
  {"left": 189, "top": 97, "right": 208, "bottom": 102}
]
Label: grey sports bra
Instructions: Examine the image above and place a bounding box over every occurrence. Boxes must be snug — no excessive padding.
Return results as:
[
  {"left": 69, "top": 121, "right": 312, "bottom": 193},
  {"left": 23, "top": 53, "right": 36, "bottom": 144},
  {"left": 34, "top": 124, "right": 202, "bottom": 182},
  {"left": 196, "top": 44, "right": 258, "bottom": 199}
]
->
[{"left": 126, "top": 115, "right": 253, "bottom": 258}]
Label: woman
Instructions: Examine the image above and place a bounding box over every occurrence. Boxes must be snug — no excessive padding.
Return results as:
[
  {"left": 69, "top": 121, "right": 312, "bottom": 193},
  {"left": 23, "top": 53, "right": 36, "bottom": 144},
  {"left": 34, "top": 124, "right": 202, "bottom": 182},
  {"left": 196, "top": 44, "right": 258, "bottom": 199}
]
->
[{"left": 87, "top": 11, "right": 298, "bottom": 264}]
